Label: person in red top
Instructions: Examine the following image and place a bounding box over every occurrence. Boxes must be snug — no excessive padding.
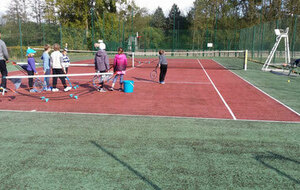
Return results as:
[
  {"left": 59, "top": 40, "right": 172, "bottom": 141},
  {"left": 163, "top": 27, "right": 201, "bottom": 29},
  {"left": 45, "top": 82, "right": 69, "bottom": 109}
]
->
[{"left": 109, "top": 47, "right": 127, "bottom": 91}]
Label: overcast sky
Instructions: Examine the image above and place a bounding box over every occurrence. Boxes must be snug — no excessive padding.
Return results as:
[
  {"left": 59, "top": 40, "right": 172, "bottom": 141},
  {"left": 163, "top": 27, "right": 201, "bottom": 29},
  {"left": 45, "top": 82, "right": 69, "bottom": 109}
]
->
[
  {"left": 134, "top": 0, "right": 194, "bottom": 15},
  {"left": 0, "top": 0, "right": 10, "bottom": 15},
  {"left": 0, "top": 0, "right": 194, "bottom": 16}
]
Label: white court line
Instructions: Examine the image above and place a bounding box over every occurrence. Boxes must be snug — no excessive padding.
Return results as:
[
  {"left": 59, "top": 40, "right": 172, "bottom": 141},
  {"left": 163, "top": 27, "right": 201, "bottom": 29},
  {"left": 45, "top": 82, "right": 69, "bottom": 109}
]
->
[
  {"left": 0, "top": 109, "right": 299, "bottom": 123},
  {"left": 213, "top": 59, "right": 300, "bottom": 117},
  {"left": 133, "top": 80, "right": 211, "bottom": 85},
  {"left": 197, "top": 59, "right": 237, "bottom": 120}
]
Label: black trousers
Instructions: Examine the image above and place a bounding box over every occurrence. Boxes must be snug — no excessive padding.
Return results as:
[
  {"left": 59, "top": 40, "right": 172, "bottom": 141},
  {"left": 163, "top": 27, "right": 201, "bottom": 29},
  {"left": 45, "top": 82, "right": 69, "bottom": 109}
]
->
[
  {"left": 27, "top": 70, "right": 34, "bottom": 88},
  {"left": 0, "top": 60, "right": 7, "bottom": 88},
  {"left": 52, "top": 69, "right": 67, "bottom": 88},
  {"left": 159, "top": 64, "right": 168, "bottom": 82}
]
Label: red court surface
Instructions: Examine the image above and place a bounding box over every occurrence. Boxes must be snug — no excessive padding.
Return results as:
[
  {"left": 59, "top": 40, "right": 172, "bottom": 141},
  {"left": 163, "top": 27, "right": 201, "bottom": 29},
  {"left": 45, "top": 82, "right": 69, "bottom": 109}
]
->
[{"left": 1, "top": 58, "right": 299, "bottom": 122}]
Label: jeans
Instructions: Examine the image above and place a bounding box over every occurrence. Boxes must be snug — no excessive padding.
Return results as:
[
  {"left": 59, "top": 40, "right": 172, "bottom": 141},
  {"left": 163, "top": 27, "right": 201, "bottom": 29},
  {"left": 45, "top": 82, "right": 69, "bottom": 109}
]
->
[
  {"left": 113, "top": 74, "right": 124, "bottom": 84},
  {"left": 44, "top": 69, "right": 51, "bottom": 87}
]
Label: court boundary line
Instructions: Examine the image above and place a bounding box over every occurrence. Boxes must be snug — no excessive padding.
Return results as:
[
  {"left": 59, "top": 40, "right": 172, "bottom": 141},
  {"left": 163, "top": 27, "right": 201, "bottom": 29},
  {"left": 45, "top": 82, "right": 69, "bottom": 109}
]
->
[
  {"left": 212, "top": 59, "right": 300, "bottom": 117},
  {"left": 197, "top": 59, "right": 237, "bottom": 120},
  {"left": 0, "top": 109, "right": 299, "bottom": 124}
]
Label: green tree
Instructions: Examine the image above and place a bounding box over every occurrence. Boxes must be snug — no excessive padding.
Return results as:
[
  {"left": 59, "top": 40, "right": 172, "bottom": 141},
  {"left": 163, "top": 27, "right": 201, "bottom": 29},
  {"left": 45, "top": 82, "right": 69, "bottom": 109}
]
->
[{"left": 150, "top": 7, "right": 166, "bottom": 30}]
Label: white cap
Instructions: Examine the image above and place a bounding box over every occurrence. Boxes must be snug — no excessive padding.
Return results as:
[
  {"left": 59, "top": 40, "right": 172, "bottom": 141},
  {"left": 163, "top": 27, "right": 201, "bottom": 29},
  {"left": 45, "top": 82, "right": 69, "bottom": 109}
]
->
[{"left": 99, "top": 42, "right": 106, "bottom": 50}]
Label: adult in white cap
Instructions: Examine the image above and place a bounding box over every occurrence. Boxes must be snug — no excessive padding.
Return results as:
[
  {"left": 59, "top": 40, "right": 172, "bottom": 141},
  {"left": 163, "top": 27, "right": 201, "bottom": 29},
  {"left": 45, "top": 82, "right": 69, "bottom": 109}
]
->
[{"left": 94, "top": 40, "right": 109, "bottom": 92}]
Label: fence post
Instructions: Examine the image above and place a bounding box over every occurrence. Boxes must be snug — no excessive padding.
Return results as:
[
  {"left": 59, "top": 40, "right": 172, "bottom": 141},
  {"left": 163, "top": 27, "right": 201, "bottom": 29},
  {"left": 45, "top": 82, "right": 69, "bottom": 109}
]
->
[
  {"left": 244, "top": 50, "right": 248, "bottom": 70},
  {"left": 291, "top": 15, "right": 298, "bottom": 58},
  {"left": 42, "top": 23, "right": 45, "bottom": 46},
  {"left": 122, "top": 20, "right": 125, "bottom": 49},
  {"left": 60, "top": 24, "right": 63, "bottom": 48},
  {"left": 118, "top": 17, "right": 121, "bottom": 47},
  {"left": 213, "top": 10, "right": 218, "bottom": 52},
  {"left": 274, "top": 20, "right": 279, "bottom": 64},
  {"left": 144, "top": 30, "right": 146, "bottom": 53},
  {"left": 18, "top": 18, "right": 23, "bottom": 61},
  {"left": 252, "top": 26, "right": 255, "bottom": 59},
  {"left": 260, "top": 23, "right": 265, "bottom": 62},
  {"left": 131, "top": 9, "right": 135, "bottom": 52},
  {"left": 172, "top": 9, "right": 175, "bottom": 55}
]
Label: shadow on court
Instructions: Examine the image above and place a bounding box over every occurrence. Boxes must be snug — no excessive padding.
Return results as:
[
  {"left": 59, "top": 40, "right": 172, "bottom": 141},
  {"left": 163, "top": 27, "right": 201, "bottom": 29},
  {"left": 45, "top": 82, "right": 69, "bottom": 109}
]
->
[
  {"left": 132, "top": 77, "right": 158, "bottom": 83},
  {"left": 90, "top": 141, "right": 161, "bottom": 190},
  {"left": 254, "top": 151, "right": 300, "bottom": 184}
]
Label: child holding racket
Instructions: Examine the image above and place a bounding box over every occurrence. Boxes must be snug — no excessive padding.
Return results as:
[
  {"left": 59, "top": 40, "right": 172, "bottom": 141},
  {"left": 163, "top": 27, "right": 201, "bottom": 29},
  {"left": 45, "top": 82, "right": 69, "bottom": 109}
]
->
[
  {"left": 50, "top": 43, "right": 71, "bottom": 92},
  {"left": 26, "top": 48, "right": 38, "bottom": 92},
  {"left": 109, "top": 47, "right": 127, "bottom": 91},
  {"left": 41, "top": 44, "right": 51, "bottom": 91},
  {"left": 157, "top": 50, "right": 168, "bottom": 84},
  {"left": 94, "top": 40, "right": 110, "bottom": 92}
]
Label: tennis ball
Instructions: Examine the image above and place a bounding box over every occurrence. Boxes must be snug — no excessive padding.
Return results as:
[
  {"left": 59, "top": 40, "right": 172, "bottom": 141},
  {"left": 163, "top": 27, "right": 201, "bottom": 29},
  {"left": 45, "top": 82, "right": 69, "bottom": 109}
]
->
[
  {"left": 41, "top": 96, "right": 45, "bottom": 100},
  {"left": 69, "top": 94, "right": 73, "bottom": 97},
  {"left": 45, "top": 98, "right": 49, "bottom": 102},
  {"left": 288, "top": 80, "right": 290, "bottom": 83},
  {"left": 74, "top": 95, "right": 78, "bottom": 99}
]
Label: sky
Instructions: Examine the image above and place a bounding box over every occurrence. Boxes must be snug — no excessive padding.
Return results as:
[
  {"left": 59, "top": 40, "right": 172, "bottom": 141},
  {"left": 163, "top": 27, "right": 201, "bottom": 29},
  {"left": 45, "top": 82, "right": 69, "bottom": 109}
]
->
[
  {"left": 134, "top": 0, "right": 194, "bottom": 15},
  {"left": 0, "top": 0, "right": 194, "bottom": 16},
  {"left": 0, "top": 0, "right": 10, "bottom": 15}
]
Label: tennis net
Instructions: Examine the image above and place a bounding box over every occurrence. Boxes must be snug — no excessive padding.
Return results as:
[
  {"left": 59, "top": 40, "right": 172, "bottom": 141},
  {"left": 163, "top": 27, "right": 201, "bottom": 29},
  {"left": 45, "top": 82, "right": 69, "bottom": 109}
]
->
[{"left": 32, "top": 48, "right": 248, "bottom": 70}]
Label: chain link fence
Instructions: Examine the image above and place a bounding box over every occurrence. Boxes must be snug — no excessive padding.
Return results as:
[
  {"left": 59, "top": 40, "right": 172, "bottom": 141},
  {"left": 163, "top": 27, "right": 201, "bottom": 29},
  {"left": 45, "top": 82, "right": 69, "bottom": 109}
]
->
[{"left": 0, "top": 15, "right": 299, "bottom": 63}]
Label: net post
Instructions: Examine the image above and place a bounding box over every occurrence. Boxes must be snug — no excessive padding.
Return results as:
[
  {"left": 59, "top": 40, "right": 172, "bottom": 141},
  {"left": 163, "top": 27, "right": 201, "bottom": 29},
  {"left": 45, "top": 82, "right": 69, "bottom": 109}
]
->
[
  {"left": 132, "top": 52, "right": 135, "bottom": 68},
  {"left": 244, "top": 50, "right": 248, "bottom": 71}
]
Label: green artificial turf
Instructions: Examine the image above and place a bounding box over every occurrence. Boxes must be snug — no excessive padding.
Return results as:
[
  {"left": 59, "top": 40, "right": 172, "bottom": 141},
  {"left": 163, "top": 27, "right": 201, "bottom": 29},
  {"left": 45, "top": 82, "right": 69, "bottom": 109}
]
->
[
  {"left": 214, "top": 57, "right": 300, "bottom": 113},
  {"left": 0, "top": 112, "right": 299, "bottom": 189}
]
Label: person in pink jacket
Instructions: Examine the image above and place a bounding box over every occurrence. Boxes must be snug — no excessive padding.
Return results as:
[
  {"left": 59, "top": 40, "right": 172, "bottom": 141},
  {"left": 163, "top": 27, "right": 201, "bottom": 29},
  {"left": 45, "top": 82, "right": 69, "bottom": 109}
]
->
[{"left": 109, "top": 47, "right": 127, "bottom": 91}]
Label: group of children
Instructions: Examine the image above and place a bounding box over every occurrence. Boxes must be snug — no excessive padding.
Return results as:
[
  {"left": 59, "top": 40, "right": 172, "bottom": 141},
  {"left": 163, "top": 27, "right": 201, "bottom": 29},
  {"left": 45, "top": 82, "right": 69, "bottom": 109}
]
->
[
  {"left": 24, "top": 41, "right": 168, "bottom": 93},
  {"left": 93, "top": 41, "right": 168, "bottom": 92},
  {"left": 26, "top": 43, "right": 72, "bottom": 92}
]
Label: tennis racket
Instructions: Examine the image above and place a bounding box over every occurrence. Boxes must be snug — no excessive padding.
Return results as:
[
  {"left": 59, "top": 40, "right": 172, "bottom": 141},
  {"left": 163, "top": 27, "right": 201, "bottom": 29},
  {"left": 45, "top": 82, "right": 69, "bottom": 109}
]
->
[
  {"left": 65, "top": 76, "right": 73, "bottom": 88},
  {"left": 33, "top": 78, "right": 45, "bottom": 92},
  {"left": 92, "top": 73, "right": 114, "bottom": 90},
  {"left": 92, "top": 75, "right": 101, "bottom": 90},
  {"left": 150, "top": 65, "right": 158, "bottom": 80}
]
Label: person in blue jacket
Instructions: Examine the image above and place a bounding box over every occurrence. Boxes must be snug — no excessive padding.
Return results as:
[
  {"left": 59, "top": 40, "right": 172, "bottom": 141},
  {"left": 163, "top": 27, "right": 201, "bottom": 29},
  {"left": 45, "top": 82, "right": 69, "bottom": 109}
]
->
[
  {"left": 41, "top": 44, "right": 51, "bottom": 91},
  {"left": 26, "top": 48, "right": 38, "bottom": 92}
]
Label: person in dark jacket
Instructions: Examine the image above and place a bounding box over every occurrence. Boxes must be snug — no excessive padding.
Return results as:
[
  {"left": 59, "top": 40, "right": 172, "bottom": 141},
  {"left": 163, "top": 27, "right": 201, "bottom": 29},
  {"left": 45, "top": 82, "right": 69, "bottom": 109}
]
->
[
  {"left": 0, "top": 32, "right": 9, "bottom": 93},
  {"left": 94, "top": 41, "right": 109, "bottom": 92}
]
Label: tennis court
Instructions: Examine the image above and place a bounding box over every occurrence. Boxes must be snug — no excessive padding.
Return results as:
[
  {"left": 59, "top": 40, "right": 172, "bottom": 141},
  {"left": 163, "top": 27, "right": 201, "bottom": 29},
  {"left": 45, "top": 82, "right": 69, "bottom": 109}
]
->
[
  {"left": 1, "top": 54, "right": 300, "bottom": 189},
  {"left": 1, "top": 55, "right": 299, "bottom": 122}
]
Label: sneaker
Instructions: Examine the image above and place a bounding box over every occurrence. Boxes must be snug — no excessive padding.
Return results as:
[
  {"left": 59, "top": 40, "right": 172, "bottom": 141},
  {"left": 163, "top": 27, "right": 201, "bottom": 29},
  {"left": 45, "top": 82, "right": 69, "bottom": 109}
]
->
[
  {"left": 160, "top": 81, "right": 165, "bottom": 84},
  {"left": 52, "top": 88, "right": 59, "bottom": 92},
  {"left": 64, "top": 86, "right": 72, "bottom": 92},
  {"left": 46, "top": 87, "right": 52, "bottom": 91},
  {"left": 30, "top": 89, "right": 37, "bottom": 93},
  {"left": 118, "top": 88, "right": 123, "bottom": 92},
  {"left": 0, "top": 87, "right": 7, "bottom": 93},
  {"left": 97, "top": 88, "right": 106, "bottom": 92},
  {"left": 108, "top": 87, "right": 114, "bottom": 91}
]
